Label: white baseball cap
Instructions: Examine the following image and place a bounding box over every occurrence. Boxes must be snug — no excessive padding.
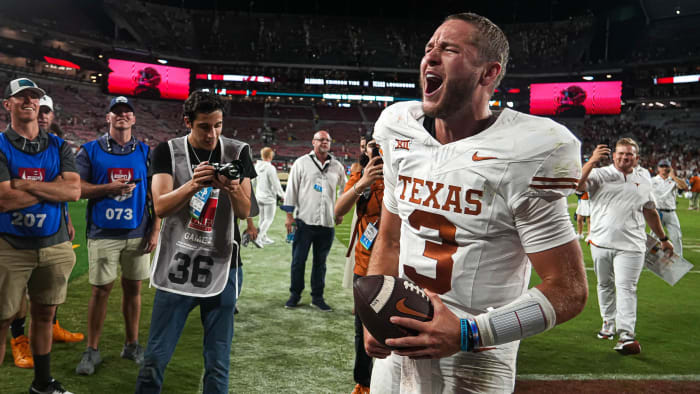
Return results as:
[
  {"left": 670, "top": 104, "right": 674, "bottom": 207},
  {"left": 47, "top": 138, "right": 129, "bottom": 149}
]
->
[
  {"left": 39, "top": 95, "right": 54, "bottom": 111},
  {"left": 4, "top": 78, "right": 46, "bottom": 99}
]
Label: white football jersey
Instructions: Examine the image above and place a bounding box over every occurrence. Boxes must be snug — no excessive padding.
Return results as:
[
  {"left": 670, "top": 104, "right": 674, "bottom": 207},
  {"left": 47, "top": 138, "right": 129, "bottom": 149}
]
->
[{"left": 373, "top": 101, "right": 581, "bottom": 314}]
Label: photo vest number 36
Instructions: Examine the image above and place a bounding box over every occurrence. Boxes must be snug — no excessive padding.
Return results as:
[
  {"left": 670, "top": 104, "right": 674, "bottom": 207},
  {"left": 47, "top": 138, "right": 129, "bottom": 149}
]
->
[{"left": 151, "top": 136, "right": 247, "bottom": 297}]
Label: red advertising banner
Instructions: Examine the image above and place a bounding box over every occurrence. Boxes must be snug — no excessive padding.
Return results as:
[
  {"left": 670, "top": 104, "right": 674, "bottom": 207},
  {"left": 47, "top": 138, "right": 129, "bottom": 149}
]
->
[
  {"left": 530, "top": 81, "right": 622, "bottom": 116},
  {"left": 107, "top": 59, "right": 190, "bottom": 100}
]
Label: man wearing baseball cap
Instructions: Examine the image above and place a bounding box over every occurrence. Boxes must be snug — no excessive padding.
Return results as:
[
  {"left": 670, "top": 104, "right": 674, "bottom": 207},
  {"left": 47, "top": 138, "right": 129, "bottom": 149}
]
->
[
  {"left": 74, "top": 96, "right": 160, "bottom": 376},
  {"left": 0, "top": 78, "right": 80, "bottom": 393},
  {"left": 651, "top": 158, "right": 688, "bottom": 257},
  {"left": 7, "top": 94, "right": 84, "bottom": 372}
]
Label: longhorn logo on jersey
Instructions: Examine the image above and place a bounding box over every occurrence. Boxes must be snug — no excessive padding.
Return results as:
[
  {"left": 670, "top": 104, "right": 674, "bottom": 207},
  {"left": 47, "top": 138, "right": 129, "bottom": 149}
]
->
[
  {"left": 189, "top": 189, "right": 219, "bottom": 233},
  {"left": 108, "top": 168, "right": 134, "bottom": 202},
  {"left": 19, "top": 168, "right": 45, "bottom": 181}
]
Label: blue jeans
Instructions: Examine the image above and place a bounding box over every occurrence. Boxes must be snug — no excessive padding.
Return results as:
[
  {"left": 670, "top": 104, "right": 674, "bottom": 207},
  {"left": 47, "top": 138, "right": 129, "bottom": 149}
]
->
[
  {"left": 134, "top": 266, "right": 241, "bottom": 394},
  {"left": 289, "top": 219, "right": 334, "bottom": 301}
]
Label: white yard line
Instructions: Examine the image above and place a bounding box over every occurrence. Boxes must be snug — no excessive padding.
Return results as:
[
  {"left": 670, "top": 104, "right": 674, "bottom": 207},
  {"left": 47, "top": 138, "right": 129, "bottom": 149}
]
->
[
  {"left": 584, "top": 267, "right": 700, "bottom": 273},
  {"left": 518, "top": 374, "right": 700, "bottom": 381}
]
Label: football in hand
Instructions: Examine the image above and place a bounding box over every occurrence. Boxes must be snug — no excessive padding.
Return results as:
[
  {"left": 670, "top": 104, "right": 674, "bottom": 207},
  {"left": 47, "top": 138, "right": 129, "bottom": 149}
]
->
[{"left": 353, "top": 275, "right": 433, "bottom": 346}]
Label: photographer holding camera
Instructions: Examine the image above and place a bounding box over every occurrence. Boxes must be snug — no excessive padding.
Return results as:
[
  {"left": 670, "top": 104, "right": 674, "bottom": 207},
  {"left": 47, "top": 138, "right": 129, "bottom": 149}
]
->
[
  {"left": 135, "top": 91, "right": 256, "bottom": 394},
  {"left": 334, "top": 137, "right": 384, "bottom": 394}
]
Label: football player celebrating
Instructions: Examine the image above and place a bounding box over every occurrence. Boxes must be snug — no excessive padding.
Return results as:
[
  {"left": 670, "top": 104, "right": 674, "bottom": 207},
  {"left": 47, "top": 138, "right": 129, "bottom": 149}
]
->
[{"left": 363, "top": 13, "right": 588, "bottom": 392}]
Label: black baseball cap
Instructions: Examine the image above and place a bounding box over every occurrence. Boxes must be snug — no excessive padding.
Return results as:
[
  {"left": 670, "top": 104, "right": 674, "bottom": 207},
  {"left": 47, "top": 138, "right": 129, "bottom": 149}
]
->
[{"left": 108, "top": 96, "right": 135, "bottom": 113}]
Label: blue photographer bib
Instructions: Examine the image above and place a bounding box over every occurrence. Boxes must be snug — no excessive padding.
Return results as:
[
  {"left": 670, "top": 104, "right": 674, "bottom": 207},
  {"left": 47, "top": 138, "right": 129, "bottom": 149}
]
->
[
  {"left": 83, "top": 139, "right": 149, "bottom": 230},
  {"left": 0, "top": 133, "right": 62, "bottom": 237}
]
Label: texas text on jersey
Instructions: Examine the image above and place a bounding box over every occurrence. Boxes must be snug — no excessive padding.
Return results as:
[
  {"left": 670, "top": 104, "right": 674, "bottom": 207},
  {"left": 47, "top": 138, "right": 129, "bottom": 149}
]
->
[{"left": 373, "top": 101, "right": 582, "bottom": 314}]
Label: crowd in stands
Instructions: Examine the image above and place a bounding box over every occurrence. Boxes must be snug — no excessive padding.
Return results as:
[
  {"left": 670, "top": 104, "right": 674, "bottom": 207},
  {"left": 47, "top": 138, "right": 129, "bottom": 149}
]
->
[
  {"left": 101, "top": 1, "right": 603, "bottom": 71},
  {"left": 563, "top": 115, "right": 700, "bottom": 179},
  {"left": 2, "top": 0, "right": 699, "bottom": 80},
  {"left": 1, "top": 69, "right": 698, "bottom": 181}
]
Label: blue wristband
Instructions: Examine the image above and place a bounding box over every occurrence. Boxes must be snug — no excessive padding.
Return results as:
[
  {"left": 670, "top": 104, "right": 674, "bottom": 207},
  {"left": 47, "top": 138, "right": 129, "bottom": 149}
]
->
[
  {"left": 467, "top": 318, "right": 480, "bottom": 351},
  {"left": 460, "top": 319, "right": 469, "bottom": 351}
]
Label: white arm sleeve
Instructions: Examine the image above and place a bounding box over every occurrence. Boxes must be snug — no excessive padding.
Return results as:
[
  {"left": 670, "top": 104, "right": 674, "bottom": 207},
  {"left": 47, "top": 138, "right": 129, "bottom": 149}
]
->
[{"left": 474, "top": 287, "right": 557, "bottom": 347}]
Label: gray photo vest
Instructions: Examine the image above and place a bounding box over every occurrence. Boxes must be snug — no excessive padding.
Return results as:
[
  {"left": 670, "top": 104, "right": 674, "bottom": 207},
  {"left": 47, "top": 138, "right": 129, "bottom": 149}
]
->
[{"left": 150, "top": 135, "right": 246, "bottom": 297}]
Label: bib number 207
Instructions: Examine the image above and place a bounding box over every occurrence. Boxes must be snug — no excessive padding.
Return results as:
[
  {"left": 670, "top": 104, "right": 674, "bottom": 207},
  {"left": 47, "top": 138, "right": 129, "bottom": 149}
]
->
[
  {"left": 168, "top": 252, "right": 214, "bottom": 288},
  {"left": 11, "top": 212, "right": 47, "bottom": 228}
]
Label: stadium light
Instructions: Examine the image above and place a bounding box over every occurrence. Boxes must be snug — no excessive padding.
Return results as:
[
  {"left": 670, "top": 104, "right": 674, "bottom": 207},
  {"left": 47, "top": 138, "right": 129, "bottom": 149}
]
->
[
  {"left": 582, "top": 76, "right": 594, "bottom": 81},
  {"left": 157, "top": 59, "right": 168, "bottom": 64}
]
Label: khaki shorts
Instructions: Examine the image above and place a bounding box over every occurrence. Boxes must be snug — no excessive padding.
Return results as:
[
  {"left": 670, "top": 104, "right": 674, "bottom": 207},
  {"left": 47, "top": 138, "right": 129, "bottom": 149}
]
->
[
  {"left": 0, "top": 238, "right": 75, "bottom": 320},
  {"left": 88, "top": 237, "right": 151, "bottom": 286}
]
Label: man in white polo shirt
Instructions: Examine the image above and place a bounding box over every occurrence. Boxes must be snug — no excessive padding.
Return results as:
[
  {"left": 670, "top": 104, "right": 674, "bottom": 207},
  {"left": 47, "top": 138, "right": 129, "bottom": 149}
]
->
[
  {"left": 282, "top": 130, "right": 346, "bottom": 311},
  {"left": 578, "top": 138, "right": 673, "bottom": 356},
  {"left": 651, "top": 159, "right": 688, "bottom": 257}
]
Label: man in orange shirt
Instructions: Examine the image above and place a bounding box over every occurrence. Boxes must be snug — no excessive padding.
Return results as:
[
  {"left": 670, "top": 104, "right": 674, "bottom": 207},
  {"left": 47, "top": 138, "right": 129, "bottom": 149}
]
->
[
  {"left": 334, "top": 138, "right": 384, "bottom": 394},
  {"left": 689, "top": 171, "right": 700, "bottom": 210}
]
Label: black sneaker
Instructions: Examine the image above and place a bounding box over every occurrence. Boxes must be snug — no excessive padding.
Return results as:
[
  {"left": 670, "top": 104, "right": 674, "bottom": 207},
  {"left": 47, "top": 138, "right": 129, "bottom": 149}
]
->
[
  {"left": 284, "top": 297, "right": 301, "bottom": 309},
  {"left": 29, "top": 379, "right": 73, "bottom": 394},
  {"left": 121, "top": 342, "right": 144, "bottom": 364},
  {"left": 75, "top": 347, "right": 102, "bottom": 375},
  {"left": 312, "top": 299, "right": 333, "bottom": 312}
]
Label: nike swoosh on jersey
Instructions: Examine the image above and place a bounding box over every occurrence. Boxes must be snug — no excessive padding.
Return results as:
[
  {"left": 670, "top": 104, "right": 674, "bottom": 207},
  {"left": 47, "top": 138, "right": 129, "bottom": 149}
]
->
[
  {"left": 472, "top": 152, "right": 498, "bottom": 161},
  {"left": 396, "top": 298, "right": 431, "bottom": 320}
]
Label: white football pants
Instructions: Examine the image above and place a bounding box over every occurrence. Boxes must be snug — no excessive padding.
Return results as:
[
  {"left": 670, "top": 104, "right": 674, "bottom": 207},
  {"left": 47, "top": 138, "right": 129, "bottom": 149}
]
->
[
  {"left": 659, "top": 210, "right": 683, "bottom": 257},
  {"left": 370, "top": 342, "right": 518, "bottom": 394},
  {"left": 257, "top": 202, "right": 277, "bottom": 240},
  {"left": 591, "top": 244, "right": 644, "bottom": 336}
]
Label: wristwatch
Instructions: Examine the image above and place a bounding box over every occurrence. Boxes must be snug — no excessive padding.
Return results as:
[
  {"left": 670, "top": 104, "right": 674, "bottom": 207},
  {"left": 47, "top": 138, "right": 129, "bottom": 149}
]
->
[{"left": 659, "top": 236, "right": 669, "bottom": 242}]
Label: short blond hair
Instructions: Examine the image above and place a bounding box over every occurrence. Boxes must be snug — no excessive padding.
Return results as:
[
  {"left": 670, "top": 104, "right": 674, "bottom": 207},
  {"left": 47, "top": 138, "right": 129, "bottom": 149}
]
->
[
  {"left": 615, "top": 137, "right": 640, "bottom": 156},
  {"left": 260, "top": 147, "right": 274, "bottom": 160}
]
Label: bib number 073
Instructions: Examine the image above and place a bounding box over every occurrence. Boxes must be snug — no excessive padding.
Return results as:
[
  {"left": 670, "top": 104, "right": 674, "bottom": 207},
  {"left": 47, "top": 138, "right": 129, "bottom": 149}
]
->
[{"left": 105, "top": 208, "right": 133, "bottom": 221}]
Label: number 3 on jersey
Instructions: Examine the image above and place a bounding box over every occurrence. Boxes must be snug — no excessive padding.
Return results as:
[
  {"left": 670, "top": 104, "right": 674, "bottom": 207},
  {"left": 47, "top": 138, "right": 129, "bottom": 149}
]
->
[{"left": 405, "top": 210, "right": 458, "bottom": 294}]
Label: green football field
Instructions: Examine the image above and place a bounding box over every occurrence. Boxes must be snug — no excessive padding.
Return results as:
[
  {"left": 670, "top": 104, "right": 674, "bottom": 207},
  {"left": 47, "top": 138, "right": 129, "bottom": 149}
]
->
[{"left": 2, "top": 196, "right": 699, "bottom": 393}]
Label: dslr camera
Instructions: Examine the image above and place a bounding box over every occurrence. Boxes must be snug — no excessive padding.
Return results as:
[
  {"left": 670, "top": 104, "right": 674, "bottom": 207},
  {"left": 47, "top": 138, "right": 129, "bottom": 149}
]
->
[{"left": 211, "top": 160, "right": 244, "bottom": 180}]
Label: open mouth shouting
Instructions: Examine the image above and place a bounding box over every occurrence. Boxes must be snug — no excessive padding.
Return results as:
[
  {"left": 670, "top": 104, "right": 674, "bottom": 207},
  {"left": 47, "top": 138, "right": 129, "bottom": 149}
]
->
[{"left": 424, "top": 72, "right": 444, "bottom": 97}]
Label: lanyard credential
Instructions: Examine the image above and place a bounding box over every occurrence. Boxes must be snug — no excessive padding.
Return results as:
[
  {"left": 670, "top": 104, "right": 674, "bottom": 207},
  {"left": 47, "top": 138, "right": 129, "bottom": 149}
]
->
[{"left": 309, "top": 153, "right": 329, "bottom": 173}]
